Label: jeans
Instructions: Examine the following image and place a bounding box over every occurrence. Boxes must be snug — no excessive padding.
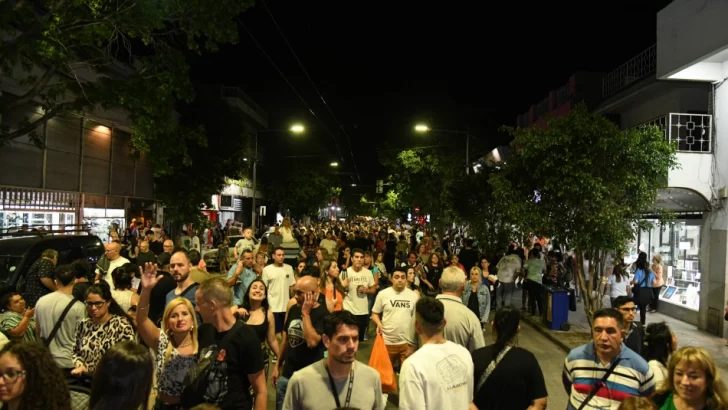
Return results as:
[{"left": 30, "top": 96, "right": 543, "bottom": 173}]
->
[
  {"left": 355, "top": 314, "right": 369, "bottom": 341},
  {"left": 525, "top": 280, "right": 543, "bottom": 316},
  {"left": 650, "top": 287, "right": 661, "bottom": 310},
  {"left": 275, "top": 375, "right": 290, "bottom": 410},
  {"left": 497, "top": 282, "right": 516, "bottom": 308}
]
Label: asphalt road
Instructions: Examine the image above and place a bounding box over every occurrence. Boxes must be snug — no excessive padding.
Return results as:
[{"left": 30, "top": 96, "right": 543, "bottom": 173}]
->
[{"left": 263, "top": 319, "right": 569, "bottom": 409}]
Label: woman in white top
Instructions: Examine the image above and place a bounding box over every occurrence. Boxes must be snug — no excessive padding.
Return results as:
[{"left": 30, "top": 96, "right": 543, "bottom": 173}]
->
[
  {"left": 650, "top": 254, "right": 665, "bottom": 313},
  {"left": 280, "top": 218, "right": 296, "bottom": 244},
  {"left": 641, "top": 322, "right": 677, "bottom": 389},
  {"left": 604, "top": 263, "right": 630, "bottom": 307},
  {"left": 111, "top": 264, "right": 140, "bottom": 313}
]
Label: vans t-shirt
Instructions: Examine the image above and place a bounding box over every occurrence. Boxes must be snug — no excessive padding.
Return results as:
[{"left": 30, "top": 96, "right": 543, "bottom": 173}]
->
[{"left": 372, "top": 287, "right": 418, "bottom": 345}]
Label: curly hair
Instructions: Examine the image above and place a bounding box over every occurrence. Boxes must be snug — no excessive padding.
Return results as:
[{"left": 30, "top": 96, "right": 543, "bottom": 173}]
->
[{"left": 0, "top": 341, "right": 70, "bottom": 410}]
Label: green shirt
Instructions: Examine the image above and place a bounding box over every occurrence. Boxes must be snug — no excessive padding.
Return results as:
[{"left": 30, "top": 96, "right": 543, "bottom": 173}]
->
[
  {"left": 0, "top": 311, "right": 36, "bottom": 343},
  {"left": 660, "top": 392, "right": 676, "bottom": 410}
]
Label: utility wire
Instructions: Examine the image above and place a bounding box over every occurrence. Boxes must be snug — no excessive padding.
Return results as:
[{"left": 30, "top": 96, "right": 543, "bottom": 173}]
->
[
  {"left": 236, "top": 17, "right": 347, "bottom": 166},
  {"left": 260, "top": 0, "right": 361, "bottom": 182}
]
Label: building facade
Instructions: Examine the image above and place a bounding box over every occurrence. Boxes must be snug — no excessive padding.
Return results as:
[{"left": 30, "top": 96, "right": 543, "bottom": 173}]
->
[
  {"left": 595, "top": 44, "right": 713, "bottom": 329},
  {"left": 516, "top": 72, "right": 603, "bottom": 128},
  {"left": 656, "top": 0, "right": 728, "bottom": 336},
  {"left": 0, "top": 99, "right": 157, "bottom": 240}
]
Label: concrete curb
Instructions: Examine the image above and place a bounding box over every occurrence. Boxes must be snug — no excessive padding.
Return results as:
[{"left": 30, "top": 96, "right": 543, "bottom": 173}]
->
[{"left": 520, "top": 313, "right": 572, "bottom": 354}]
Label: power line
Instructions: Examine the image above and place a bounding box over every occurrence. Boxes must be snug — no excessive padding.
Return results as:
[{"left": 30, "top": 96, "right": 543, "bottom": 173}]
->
[
  {"left": 259, "top": 0, "right": 361, "bottom": 182},
  {"left": 236, "top": 17, "right": 347, "bottom": 167}
]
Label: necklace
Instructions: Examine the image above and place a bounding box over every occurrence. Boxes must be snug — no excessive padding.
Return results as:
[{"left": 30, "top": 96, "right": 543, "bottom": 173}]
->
[{"left": 177, "top": 340, "right": 193, "bottom": 348}]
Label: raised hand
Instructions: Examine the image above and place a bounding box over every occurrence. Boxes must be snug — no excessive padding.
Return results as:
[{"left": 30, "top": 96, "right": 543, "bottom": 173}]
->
[{"left": 139, "top": 262, "right": 162, "bottom": 289}]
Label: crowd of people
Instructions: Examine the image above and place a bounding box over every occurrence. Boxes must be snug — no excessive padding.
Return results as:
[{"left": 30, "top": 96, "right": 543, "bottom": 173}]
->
[{"left": 0, "top": 218, "right": 726, "bottom": 410}]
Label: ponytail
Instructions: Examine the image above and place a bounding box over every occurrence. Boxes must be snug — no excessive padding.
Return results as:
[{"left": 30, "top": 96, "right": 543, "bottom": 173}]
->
[{"left": 492, "top": 306, "right": 520, "bottom": 356}]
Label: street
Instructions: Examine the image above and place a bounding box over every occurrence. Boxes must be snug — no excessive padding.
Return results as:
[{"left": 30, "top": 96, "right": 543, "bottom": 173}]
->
[{"left": 264, "top": 319, "right": 569, "bottom": 409}]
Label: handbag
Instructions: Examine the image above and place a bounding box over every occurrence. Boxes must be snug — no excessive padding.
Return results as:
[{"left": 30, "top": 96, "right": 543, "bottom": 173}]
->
[
  {"left": 474, "top": 345, "right": 512, "bottom": 396},
  {"left": 42, "top": 298, "right": 80, "bottom": 347},
  {"left": 633, "top": 270, "right": 654, "bottom": 306}
]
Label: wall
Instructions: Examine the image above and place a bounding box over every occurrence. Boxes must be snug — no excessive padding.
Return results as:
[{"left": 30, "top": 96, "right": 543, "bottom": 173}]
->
[
  {"left": 657, "top": 0, "right": 728, "bottom": 78},
  {"left": 617, "top": 84, "right": 710, "bottom": 128},
  {"left": 0, "top": 104, "right": 155, "bottom": 199}
]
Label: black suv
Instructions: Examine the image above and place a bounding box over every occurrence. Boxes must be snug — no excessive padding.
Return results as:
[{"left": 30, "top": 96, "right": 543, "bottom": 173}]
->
[{"left": 0, "top": 234, "right": 105, "bottom": 296}]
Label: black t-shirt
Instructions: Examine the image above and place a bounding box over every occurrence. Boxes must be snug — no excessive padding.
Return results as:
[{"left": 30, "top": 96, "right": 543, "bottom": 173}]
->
[
  {"left": 149, "top": 272, "right": 177, "bottom": 325},
  {"left": 282, "top": 303, "right": 327, "bottom": 378},
  {"left": 197, "top": 322, "right": 265, "bottom": 410},
  {"left": 471, "top": 346, "right": 547, "bottom": 410}
]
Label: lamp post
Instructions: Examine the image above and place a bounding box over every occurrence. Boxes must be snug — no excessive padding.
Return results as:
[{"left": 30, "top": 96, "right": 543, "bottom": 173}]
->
[
  {"left": 414, "top": 124, "right": 471, "bottom": 175},
  {"left": 251, "top": 124, "right": 305, "bottom": 232}
]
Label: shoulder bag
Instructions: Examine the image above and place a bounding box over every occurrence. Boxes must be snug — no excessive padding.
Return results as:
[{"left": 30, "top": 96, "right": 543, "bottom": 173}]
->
[
  {"left": 576, "top": 358, "right": 622, "bottom": 410},
  {"left": 42, "top": 298, "right": 80, "bottom": 347},
  {"left": 633, "top": 270, "right": 654, "bottom": 306},
  {"left": 474, "top": 345, "right": 512, "bottom": 396}
]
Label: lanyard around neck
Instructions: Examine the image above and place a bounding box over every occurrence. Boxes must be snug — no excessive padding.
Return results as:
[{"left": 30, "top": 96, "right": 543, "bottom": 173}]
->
[{"left": 324, "top": 360, "right": 354, "bottom": 408}]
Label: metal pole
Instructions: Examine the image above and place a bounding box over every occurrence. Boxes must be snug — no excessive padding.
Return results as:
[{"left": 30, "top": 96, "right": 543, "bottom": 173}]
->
[{"left": 251, "top": 131, "right": 258, "bottom": 233}]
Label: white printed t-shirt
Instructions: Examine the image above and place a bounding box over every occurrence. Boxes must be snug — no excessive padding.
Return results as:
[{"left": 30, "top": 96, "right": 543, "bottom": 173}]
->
[
  {"left": 372, "top": 287, "right": 418, "bottom": 345},
  {"left": 262, "top": 263, "right": 296, "bottom": 313},
  {"left": 399, "top": 341, "right": 474, "bottom": 410},
  {"left": 343, "top": 267, "right": 375, "bottom": 316}
]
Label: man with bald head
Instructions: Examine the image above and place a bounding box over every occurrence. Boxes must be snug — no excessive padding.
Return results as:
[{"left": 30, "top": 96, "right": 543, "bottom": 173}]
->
[
  {"left": 95, "top": 241, "right": 129, "bottom": 290},
  {"left": 273, "top": 275, "right": 329, "bottom": 410}
]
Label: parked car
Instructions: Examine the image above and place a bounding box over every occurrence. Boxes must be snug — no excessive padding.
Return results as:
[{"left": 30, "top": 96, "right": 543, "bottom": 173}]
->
[{"left": 0, "top": 234, "right": 105, "bottom": 296}]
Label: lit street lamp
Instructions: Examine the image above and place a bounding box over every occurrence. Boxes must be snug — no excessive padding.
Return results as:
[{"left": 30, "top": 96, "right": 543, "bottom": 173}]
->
[
  {"left": 252, "top": 124, "right": 305, "bottom": 230},
  {"left": 330, "top": 162, "right": 339, "bottom": 167},
  {"left": 414, "top": 123, "right": 471, "bottom": 175}
]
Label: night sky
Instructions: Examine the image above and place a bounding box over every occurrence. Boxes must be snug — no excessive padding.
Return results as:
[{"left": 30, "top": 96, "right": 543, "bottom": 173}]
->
[{"left": 190, "top": 0, "right": 673, "bottom": 185}]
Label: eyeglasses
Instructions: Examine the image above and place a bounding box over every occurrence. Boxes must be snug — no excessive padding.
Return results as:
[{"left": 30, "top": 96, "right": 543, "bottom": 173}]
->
[
  {"left": 85, "top": 300, "right": 107, "bottom": 308},
  {"left": 0, "top": 369, "right": 26, "bottom": 384},
  {"left": 619, "top": 307, "right": 637, "bottom": 312}
]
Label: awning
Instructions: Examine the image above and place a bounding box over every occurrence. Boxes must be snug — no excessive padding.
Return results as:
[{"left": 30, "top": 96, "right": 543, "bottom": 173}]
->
[{"left": 654, "top": 188, "right": 710, "bottom": 212}]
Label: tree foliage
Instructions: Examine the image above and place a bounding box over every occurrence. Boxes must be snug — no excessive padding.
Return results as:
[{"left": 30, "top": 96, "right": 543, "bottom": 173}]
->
[
  {"left": 0, "top": 0, "right": 254, "bottom": 174},
  {"left": 155, "top": 89, "right": 251, "bottom": 225},
  {"left": 263, "top": 164, "right": 339, "bottom": 218},
  {"left": 489, "top": 104, "right": 678, "bottom": 322},
  {"left": 379, "top": 147, "right": 465, "bottom": 226}
]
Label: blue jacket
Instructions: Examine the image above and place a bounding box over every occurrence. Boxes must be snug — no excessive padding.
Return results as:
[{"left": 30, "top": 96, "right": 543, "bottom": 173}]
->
[{"left": 462, "top": 282, "right": 490, "bottom": 322}]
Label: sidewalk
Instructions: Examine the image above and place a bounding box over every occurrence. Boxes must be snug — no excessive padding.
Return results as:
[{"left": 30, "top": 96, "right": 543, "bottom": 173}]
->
[{"left": 513, "top": 288, "right": 728, "bottom": 379}]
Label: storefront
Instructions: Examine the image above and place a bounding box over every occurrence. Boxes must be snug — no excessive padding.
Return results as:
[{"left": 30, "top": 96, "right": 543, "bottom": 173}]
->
[
  {"left": 0, "top": 187, "right": 79, "bottom": 233},
  {"left": 636, "top": 216, "right": 703, "bottom": 315}
]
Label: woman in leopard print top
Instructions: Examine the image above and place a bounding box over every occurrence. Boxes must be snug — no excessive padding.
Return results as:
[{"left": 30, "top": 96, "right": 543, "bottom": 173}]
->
[{"left": 71, "top": 283, "right": 135, "bottom": 375}]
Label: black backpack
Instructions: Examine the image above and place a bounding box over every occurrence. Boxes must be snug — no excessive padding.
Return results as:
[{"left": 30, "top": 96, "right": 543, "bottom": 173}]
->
[{"left": 181, "top": 321, "right": 242, "bottom": 407}]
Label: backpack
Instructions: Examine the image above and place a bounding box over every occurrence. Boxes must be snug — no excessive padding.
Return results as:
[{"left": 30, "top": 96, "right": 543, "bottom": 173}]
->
[{"left": 181, "top": 321, "right": 243, "bottom": 407}]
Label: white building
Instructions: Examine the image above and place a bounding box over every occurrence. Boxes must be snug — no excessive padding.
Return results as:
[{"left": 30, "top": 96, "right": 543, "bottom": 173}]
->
[{"left": 656, "top": 0, "right": 728, "bottom": 336}]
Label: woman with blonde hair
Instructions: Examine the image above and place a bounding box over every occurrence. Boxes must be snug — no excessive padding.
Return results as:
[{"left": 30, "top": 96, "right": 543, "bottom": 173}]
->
[
  {"left": 650, "top": 254, "right": 665, "bottom": 313},
  {"left": 137, "top": 263, "right": 199, "bottom": 410},
  {"left": 652, "top": 346, "right": 728, "bottom": 410}
]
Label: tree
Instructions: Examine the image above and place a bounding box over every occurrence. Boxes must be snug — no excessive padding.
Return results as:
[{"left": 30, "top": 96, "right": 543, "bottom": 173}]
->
[
  {"left": 379, "top": 147, "right": 464, "bottom": 229},
  {"left": 263, "top": 164, "right": 339, "bottom": 218},
  {"left": 154, "top": 88, "right": 251, "bottom": 225},
  {"left": 0, "top": 0, "right": 254, "bottom": 174},
  {"left": 489, "top": 104, "right": 678, "bottom": 323},
  {"left": 447, "top": 168, "right": 520, "bottom": 259}
]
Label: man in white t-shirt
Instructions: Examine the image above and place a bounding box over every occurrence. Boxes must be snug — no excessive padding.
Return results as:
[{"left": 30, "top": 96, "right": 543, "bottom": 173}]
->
[
  {"left": 371, "top": 267, "right": 417, "bottom": 371},
  {"left": 95, "top": 241, "right": 129, "bottom": 290},
  {"left": 342, "top": 248, "right": 376, "bottom": 342},
  {"left": 399, "top": 297, "right": 474, "bottom": 410},
  {"left": 318, "top": 231, "right": 337, "bottom": 256},
  {"left": 262, "top": 247, "right": 296, "bottom": 338}
]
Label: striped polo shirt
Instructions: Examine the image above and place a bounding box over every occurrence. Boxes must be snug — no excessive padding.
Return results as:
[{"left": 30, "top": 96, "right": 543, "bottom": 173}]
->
[{"left": 562, "top": 343, "right": 655, "bottom": 409}]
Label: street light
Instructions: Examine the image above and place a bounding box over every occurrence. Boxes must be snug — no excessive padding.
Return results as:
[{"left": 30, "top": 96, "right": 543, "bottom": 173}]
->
[
  {"left": 330, "top": 162, "right": 339, "bottom": 167},
  {"left": 251, "top": 124, "right": 305, "bottom": 231},
  {"left": 413, "top": 123, "right": 471, "bottom": 174}
]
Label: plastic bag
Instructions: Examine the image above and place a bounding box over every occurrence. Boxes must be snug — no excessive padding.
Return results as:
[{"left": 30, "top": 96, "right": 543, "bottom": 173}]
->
[{"left": 368, "top": 333, "right": 397, "bottom": 393}]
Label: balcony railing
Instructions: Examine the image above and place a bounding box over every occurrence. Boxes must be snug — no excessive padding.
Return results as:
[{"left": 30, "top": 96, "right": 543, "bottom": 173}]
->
[
  {"left": 638, "top": 113, "right": 712, "bottom": 153},
  {"left": 602, "top": 45, "right": 656, "bottom": 99}
]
